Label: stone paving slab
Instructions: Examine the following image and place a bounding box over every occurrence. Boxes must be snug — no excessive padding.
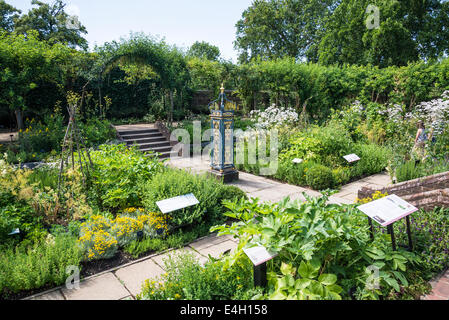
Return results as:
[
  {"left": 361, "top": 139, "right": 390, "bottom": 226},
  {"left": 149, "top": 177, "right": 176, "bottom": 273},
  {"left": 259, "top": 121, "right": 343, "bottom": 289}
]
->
[
  {"left": 61, "top": 272, "right": 130, "bottom": 300},
  {"left": 229, "top": 177, "right": 279, "bottom": 193},
  {"left": 114, "top": 259, "right": 166, "bottom": 296},
  {"left": 26, "top": 289, "right": 65, "bottom": 300},
  {"left": 114, "top": 123, "right": 155, "bottom": 131},
  {"left": 193, "top": 240, "right": 238, "bottom": 259},
  {"left": 189, "top": 234, "right": 232, "bottom": 251},
  {"left": 0, "top": 131, "right": 17, "bottom": 143}
]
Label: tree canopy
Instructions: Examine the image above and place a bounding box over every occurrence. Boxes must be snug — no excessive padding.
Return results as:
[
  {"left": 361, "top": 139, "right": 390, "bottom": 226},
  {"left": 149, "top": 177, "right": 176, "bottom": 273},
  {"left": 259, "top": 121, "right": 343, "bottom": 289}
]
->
[
  {"left": 0, "top": 0, "right": 20, "bottom": 32},
  {"left": 235, "top": 0, "right": 449, "bottom": 67},
  {"left": 187, "top": 41, "right": 221, "bottom": 61},
  {"left": 235, "top": 0, "right": 337, "bottom": 63},
  {"left": 13, "top": 0, "right": 88, "bottom": 49},
  {"left": 0, "top": 30, "right": 74, "bottom": 128},
  {"left": 318, "top": 0, "right": 449, "bottom": 67}
]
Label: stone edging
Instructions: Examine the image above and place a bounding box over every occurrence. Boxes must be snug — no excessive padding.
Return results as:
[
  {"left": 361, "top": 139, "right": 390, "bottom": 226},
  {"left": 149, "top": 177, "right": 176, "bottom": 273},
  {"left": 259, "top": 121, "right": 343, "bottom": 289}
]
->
[{"left": 23, "top": 232, "right": 218, "bottom": 300}]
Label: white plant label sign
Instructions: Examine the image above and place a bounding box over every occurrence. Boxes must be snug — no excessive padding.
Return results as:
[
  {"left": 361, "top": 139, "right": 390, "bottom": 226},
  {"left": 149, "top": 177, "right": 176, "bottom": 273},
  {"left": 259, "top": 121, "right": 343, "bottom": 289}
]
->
[
  {"left": 343, "top": 154, "right": 360, "bottom": 163},
  {"left": 156, "top": 193, "right": 199, "bottom": 214},
  {"left": 357, "top": 194, "right": 418, "bottom": 227},
  {"left": 8, "top": 228, "right": 20, "bottom": 235},
  {"left": 243, "top": 246, "right": 278, "bottom": 266}
]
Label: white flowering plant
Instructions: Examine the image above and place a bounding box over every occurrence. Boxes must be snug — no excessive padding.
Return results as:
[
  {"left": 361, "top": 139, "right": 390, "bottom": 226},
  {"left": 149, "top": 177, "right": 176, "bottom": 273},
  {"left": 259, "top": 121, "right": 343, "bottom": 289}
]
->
[
  {"left": 410, "top": 91, "right": 449, "bottom": 136},
  {"left": 249, "top": 104, "right": 299, "bottom": 130}
]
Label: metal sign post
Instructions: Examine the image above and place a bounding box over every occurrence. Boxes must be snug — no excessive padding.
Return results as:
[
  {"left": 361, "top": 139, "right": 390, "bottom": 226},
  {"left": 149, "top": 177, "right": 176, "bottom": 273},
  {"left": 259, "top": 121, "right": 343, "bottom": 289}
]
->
[
  {"left": 253, "top": 262, "right": 268, "bottom": 288},
  {"left": 243, "top": 246, "right": 277, "bottom": 288},
  {"left": 358, "top": 195, "right": 417, "bottom": 252}
]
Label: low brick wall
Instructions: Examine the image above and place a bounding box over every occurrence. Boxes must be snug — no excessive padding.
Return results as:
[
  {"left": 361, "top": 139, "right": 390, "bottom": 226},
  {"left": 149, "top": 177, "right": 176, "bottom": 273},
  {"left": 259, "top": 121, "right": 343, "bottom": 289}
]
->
[{"left": 358, "top": 171, "right": 449, "bottom": 210}]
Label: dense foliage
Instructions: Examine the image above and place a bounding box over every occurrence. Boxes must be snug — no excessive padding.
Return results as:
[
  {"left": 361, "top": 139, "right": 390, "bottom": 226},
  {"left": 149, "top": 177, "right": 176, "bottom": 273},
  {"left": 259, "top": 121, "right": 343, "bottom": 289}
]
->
[
  {"left": 235, "top": 0, "right": 449, "bottom": 66},
  {"left": 0, "top": 139, "right": 246, "bottom": 298},
  {"left": 139, "top": 193, "right": 449, "bottom": 300}
]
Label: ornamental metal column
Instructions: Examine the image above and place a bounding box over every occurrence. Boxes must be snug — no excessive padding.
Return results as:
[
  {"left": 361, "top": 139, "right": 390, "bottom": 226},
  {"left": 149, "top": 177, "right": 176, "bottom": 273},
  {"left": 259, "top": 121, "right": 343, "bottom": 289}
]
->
[{"left": 208, "top": 84, "right": 239, "bottom": 183}]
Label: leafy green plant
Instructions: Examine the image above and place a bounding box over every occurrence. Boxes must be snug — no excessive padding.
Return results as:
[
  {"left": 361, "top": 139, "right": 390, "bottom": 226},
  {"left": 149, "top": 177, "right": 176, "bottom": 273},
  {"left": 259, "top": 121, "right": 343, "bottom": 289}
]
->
[
  {"left": 268, "top": 261, "right": 343, "bottom": 300},
  {"left": 212, "top": 193, "right": 423, "bottom": 300},
  {"left": 0, "top": 234, "right": 83, "bottom": 297},
  {"left": 305, "top": 164, "right": 334, "bottom": 190},
  {"left": 89, "top": 144, "right": 165, "bottom": 211},
  {"left": 141, "top": 168, "right": 246, "bottom": 228},
  {"left": 395, "top": 160, "right": 423, "bottom": 183},
  {"left": 137, "top": 251, "right": 253, "bottom": 300}
]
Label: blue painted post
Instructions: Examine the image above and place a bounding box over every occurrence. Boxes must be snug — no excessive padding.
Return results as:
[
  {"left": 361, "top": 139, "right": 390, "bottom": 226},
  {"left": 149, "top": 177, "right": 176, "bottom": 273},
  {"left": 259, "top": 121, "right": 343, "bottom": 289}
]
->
[{"left": 208, "top": 84, "right": 239, "bottom": 183}]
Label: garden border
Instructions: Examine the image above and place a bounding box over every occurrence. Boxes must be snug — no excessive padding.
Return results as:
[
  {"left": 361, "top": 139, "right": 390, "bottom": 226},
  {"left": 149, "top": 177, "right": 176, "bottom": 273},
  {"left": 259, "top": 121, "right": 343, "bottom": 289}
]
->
[{"left": 22, "top": 232, "right": 219, "bottom": 300}]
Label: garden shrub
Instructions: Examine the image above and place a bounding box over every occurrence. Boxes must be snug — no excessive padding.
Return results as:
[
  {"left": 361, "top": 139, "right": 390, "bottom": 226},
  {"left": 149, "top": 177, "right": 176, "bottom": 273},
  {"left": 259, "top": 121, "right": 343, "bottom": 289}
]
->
[
  {"left": 137, "top": 251, "right": 253, "bottom": 300},
  {"left": 395, "top": 160, "right": 423, "bottom": 183},
  {"left": 79, "top": 118, "right": 116, "bottom": 148},
  {"left": 308, "top": 124, "right": 353, "bottom": 165},
  {"left": 89, "top": 144, "right": 165, "bottom": 211},
  {"left": 305, "top": 164, "right": 334, "bottom": 190},
  {"left": 332, "top": 167, "right": 351, "bottom": 186},
  {"left": 275, "top": 160, "right": 306, "bottom": 186},
  {"left": 0, "top": 234, "right": 83, "bottom": 297},
  {"left": 212, "top": 194, "right": 425, "bottom": 300},
  {"left": 400, "top": 207, "right": 449, "bottom": 274},
  {"left": 350, "top": 143, "right": 391, "bottom": 178},
  {"left": 141, "top": 169, "right": 246, "bottom": 228},
  {"left": 77, "top": 210, "right": 170, "bottom": 261}
]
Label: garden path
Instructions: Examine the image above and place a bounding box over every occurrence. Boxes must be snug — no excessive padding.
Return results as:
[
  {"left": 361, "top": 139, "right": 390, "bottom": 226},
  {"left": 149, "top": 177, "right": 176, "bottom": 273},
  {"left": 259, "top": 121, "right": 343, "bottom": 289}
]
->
[
  {"left": 0, "top": 131, "right": 17, "bottom": 143},
  {"left": 23, "top": 152, "right": 448, "bottom": 300}
]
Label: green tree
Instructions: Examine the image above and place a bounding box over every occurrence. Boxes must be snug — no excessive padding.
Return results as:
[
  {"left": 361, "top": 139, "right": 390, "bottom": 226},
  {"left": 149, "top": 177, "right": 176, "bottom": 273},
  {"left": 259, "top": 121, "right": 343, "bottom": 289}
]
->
[
  {"left": 14, "top": 0, "right": 88, "bottom": 50},
  {"left": 187, "top": 41, "right": 221, "bottom": 61},
  {"left": 0, "top": 31, "right": 72, "bottom": 129},
  {"left": 0, "top": 0, "right": 20, "bottom": 32},
  {"left": 235, "top": 0, "right": 337, "bottom": 63},
  {"left": 95, "top": 33, "right": 190, "bottom": 124},
  {"left": 318, "top": 0, "right": 449, "bottom": 67}
]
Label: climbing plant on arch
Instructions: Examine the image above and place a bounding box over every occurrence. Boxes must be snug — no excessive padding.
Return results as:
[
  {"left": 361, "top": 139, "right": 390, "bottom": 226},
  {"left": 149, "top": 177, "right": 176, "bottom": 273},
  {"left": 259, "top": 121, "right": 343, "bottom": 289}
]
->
[{"left": 94, "top": 33, "right": 191, "bottom": 124}]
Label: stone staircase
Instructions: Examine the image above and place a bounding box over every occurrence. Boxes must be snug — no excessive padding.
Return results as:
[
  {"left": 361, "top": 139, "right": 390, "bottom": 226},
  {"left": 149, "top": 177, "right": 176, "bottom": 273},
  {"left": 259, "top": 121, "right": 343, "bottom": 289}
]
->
[{"left": 116, "top": 127, "right": 177, "bottom": 159}]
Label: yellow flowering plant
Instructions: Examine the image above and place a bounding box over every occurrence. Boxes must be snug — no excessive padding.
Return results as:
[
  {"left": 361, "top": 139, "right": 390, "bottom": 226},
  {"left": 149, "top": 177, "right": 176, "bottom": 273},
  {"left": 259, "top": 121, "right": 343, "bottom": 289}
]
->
[
  {"left": 78, "top": 228, "right": 118, "bottom": 261},
  {"left": 356, "top": 190, "right": 388, "bottom": 204}
]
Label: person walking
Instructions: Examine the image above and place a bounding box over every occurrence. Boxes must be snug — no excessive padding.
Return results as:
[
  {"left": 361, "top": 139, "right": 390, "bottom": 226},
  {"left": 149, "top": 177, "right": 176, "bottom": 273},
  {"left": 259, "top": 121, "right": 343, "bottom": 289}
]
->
[{"left": 413, "top": 121, "right": 428, "bottom": 162}]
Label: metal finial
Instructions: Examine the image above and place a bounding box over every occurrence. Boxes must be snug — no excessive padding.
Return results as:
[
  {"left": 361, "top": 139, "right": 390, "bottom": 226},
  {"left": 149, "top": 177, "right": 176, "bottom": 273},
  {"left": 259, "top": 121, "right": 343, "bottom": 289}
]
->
[{"left": 220, "top": 83, "right": 225, "bottom": 94}]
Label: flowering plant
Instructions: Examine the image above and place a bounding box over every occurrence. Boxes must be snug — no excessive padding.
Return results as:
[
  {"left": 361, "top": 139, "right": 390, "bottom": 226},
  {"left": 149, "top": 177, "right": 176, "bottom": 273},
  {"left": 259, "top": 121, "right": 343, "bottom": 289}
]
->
[
  {"left": 250, "top": 104, "right": 298, "bottom": 130},
  {"left": 411, "top": 91, "right": 449, "bottom": 136}
]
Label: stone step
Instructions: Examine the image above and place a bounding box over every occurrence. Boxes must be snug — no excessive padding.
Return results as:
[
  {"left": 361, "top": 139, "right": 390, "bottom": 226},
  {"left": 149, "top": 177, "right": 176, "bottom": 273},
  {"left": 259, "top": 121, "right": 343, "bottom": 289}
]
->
[
  {"left": 125, "top": 136, "right": 166, "bottom": 145},
  {"left": 145, "top": 150, "right": 177, "bottom": 159},
  {"left": 141, "top": 145, "right": 173, "bottom": 154},
  {"left": 117, "top": 128, "right": 159, "bottom": 135},
  {"left": 120, "top": 132, "right": 164, "bottom": 140},
  {"left": 138, "top": 141, "right": 171, "bottom": 149}
]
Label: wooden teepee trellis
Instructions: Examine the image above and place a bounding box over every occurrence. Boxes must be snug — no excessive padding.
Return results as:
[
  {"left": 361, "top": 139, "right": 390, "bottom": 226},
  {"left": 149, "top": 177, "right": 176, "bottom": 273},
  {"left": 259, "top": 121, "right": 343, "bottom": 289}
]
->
[{"left": 57, "top": 97, "right": 94, "bottom": 197}]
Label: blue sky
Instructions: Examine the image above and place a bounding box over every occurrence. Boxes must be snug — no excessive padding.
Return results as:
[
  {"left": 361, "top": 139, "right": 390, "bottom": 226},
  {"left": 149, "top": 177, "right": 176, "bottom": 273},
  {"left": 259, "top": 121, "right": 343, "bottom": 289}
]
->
[{"left": 10, "top": 0, "right": 254, "bottom": 62}]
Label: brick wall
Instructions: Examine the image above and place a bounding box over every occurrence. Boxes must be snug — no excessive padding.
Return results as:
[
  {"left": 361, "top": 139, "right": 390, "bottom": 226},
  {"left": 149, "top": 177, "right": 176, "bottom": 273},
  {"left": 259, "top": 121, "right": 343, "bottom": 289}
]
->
[
  {"left": 358, "top": 171, "right": 449, "bottom": 210},
  {"left": 192, "top": 90, "right": 242, "bottom": 110}
]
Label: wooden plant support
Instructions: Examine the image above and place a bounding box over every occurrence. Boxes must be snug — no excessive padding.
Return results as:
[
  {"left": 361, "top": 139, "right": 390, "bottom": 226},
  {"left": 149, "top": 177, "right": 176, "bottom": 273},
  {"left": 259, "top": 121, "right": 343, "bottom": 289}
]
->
[{"left": 57, "top": 101, "right": 94, "bottom": 198}]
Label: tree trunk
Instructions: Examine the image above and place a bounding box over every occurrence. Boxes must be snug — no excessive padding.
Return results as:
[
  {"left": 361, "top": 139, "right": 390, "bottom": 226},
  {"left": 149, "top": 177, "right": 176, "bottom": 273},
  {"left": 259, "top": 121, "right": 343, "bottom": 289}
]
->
[{"left": 15, "top": 109, "right": 24, "bottom": 130}]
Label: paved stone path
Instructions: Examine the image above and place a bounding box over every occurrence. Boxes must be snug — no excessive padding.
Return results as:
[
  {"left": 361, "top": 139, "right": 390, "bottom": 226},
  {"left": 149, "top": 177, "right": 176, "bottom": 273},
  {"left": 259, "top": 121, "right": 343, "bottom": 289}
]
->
[
  {"left": 0, "top": 131, "right": 17, "bottom": 143},
  {"left": 23, "top": 149, "right": 448, "bottom": 300}
]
